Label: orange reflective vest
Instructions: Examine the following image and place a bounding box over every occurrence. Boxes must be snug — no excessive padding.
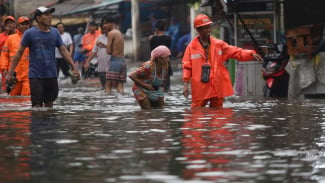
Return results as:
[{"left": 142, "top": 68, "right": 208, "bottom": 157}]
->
[
  {"left": 182, "top": 36, "right": 256, "bottom": 101},
  {"left": 0, "top": 29, "right": 17, "bottom": 53},
  {"left": 0, "top": 30, "right": 29, "bottom": 81},
  {"left": 0, "top": 32, "right": 9, "bottom": 54},
  {"left": 82, "top": 30, "right": 100, "bottom": 56}
]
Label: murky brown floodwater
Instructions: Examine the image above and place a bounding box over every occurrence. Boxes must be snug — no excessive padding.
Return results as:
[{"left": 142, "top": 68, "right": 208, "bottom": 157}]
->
[{"left": 0, "top": 70, "right": 325, "bottom": 183}]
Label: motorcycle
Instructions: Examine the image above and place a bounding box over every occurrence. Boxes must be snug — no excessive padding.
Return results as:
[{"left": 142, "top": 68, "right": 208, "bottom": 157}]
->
[{"left": 260, "top": 43, "right": 290, "bottom": 98}]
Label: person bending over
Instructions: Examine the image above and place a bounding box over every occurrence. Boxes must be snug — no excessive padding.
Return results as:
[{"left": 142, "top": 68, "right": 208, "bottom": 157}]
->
[{"left": 129, "top": 45, "right": 171, "bottom": 109}]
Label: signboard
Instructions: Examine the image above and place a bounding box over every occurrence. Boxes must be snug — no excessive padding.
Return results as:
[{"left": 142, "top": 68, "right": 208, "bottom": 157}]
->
[{"left": 236, "top": 14, "right": 274, "bottom": 50}]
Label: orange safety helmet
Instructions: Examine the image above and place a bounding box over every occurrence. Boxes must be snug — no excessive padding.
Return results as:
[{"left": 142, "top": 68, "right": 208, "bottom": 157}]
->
[{"left": 194, "top": 14, "right": 212, "bottom": 28}]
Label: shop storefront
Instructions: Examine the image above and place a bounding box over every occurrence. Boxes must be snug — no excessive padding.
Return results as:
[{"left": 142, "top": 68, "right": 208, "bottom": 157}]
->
[{"left": 233, "top": 0, "right": 277, "bottom": 96}]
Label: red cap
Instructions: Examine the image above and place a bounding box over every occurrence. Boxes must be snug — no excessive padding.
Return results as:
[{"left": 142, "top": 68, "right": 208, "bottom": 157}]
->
[
  {"left": 4, "top": 16, "right": 15, "bottom": 23},
  {"left": 17, "top": 16, "right": 30, "bottom": 24}
]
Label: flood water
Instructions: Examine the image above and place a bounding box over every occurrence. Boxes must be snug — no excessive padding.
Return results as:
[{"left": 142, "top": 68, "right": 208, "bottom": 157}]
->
[{"left": 0, "top": 69, "right": 325, "bottom": 183}]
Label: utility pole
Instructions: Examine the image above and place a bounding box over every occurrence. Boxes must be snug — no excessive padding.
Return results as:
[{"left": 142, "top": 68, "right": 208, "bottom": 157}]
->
[{"left": 131, "top": 0, "right": 139, "bottom": 62}]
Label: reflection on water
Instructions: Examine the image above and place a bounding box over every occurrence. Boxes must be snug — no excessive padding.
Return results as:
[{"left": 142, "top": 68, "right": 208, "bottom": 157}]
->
[
  {"left": 0, "top": 110, "right": 31, "bottom": 182},
  {"left": 180, "top": 108, "right": 252, "bottom": 181},
  {"left": 0, "top": 76, "right": 325, "bottom": 183}
]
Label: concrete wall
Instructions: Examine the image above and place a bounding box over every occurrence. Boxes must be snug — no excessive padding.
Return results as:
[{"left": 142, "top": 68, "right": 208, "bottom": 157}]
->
[
  {"left": 287, "top": 53, "right": 325, "bottom": 99},
  {"left": 124, "top": 36, "right": 151, "bottom": 62}
]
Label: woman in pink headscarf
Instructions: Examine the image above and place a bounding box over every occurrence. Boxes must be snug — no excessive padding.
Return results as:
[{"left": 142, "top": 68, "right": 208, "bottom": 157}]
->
[{"left": 129, "top": 45, "right": 171, "bottom": 109}]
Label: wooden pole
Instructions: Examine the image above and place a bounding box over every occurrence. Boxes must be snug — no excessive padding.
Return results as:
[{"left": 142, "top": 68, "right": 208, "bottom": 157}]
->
[{"left": 131, "top": 0, "right": 139, "bottom": 61}]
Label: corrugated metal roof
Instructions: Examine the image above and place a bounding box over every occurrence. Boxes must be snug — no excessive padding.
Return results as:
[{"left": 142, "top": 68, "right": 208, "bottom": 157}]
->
[
  {"left": 51, "top": 0, "right": 95, "bottom": 17},
  {"left": 13, "top": 0, "right": 59, "bottom": 17},
  {"left": 63, "top": 0, "right": 124, "bottom": 16}
]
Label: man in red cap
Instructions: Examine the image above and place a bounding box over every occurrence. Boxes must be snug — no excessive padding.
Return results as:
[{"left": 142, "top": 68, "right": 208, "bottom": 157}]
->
[
  {"left": 0, "top": 16, "right": 16, "bottom": 50},
  {"left": 182, "top": 14, "right": 263, "bottom": 108},
  {"left": 0, "top": 16, "right": 16, "bottom": 93},
  {"left": 0, "top": 16, "right": 30, "bottom": 96}
]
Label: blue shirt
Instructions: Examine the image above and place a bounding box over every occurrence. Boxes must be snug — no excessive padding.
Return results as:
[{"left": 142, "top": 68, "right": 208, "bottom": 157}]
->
[
  {"left": 21, "top": 27, "right": 63, "bottom": 78},
  {"left": 73, "top": 33, "right": 82, "bottom": 53}
]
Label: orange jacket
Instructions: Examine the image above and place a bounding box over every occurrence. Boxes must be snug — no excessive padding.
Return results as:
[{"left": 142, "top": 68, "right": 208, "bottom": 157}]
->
[
  {"left": 0, "top": 32, "right": 9, "bottom": 54},
  {"left": 0, "top": 29, "right": 17, "bottom": 53},
  {"left": 0, "top": 30, "right": 29, "bottom": 81},
  {"left": 82, "top": 30, "right": 100, "bottom": 55},
  {"left": 182, "top": 36, "right": 256, "bottom": 101}
]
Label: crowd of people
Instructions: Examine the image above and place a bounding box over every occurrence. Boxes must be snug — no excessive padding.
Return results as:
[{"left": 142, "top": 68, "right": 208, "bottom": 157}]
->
[{"left": 0, "top": 5, "right": 263, "bottom": 109}]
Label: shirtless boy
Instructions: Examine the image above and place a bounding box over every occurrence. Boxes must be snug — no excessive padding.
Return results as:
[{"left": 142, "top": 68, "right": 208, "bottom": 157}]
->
[{"left": 105, "top": 16, "right": 126, "bottom": 94}]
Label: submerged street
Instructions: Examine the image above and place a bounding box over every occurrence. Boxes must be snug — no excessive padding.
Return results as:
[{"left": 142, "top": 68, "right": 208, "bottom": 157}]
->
[{"left": 0, "top": 67, "right": 325, "bottom": 183}]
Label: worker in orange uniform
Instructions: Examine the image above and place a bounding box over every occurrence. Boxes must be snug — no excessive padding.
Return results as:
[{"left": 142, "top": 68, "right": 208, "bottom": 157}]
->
[
  {"left": 0, "top": 16, "right": 16, "bottom": 93},
  {"left": 182, "top": 14, "right": 263, "bottom": 108},
  {"left": 80, "top": 21, "right": 100, "bottom": 78},
  {"left": 0, "top": 16, "right": 16, "bottom": 51},
  {"left": 0, "top": 16, "right": 30, "bottom": 96}
]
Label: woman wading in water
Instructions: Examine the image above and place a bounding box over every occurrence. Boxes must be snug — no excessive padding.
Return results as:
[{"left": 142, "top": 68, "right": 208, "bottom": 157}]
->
[{"left": 129, "top": 45, "right": 171, "bottom": 109}]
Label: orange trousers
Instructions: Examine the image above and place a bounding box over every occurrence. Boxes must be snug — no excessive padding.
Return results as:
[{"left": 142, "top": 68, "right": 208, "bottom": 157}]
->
[
  {"left": 10, "top": 80, "right": 30, "bottom": 96},
  {"left": 191, "top": 97, "right": 224, "bottom": 108},
  {"left": 1, "top": 73, "right": 6, "bottom": 92}
]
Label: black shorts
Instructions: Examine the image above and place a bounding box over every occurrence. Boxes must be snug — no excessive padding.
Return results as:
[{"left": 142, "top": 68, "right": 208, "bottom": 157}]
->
[{"left": 29, "top": 78, "right": 59, "bottom": 107}]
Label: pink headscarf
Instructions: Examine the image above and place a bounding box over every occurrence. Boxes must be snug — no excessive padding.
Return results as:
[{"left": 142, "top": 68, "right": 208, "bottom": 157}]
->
[{"left": 151, "top": 45, "right": 171, "bottom": 61}]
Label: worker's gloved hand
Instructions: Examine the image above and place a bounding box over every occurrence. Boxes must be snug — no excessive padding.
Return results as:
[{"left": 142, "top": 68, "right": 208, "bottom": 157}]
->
[{"left": 6, "top": 72, "right": 17, "bottom": 94}]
